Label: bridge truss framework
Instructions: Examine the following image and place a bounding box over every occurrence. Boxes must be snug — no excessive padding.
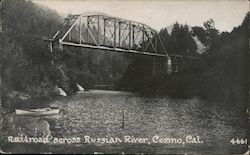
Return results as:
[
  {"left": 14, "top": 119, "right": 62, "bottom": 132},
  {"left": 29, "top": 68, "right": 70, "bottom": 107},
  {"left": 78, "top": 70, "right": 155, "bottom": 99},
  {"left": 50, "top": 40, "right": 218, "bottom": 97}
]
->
[
  {"left": 49, "top": 13, "right": 197, "bottom": 73},
  {"left": 52, "top": 13, "right": 170, "bottom": 57}
]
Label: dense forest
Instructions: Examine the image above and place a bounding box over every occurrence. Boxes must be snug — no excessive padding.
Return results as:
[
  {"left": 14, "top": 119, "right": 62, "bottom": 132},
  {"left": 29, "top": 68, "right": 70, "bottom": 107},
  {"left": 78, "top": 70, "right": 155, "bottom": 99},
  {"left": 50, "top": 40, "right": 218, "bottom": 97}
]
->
[
  {"left": 0, "top": 0, "right": 249, "bottom": 112},
  {"left": 121, "top": 17, "right": 249, "bottom": 106}
]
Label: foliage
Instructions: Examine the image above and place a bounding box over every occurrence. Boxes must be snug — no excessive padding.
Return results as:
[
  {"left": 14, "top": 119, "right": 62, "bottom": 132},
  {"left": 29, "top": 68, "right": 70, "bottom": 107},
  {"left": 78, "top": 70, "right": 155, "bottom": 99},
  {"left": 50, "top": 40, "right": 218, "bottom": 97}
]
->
[
  {"left": 1, "top": 0, "right": 62, "bottom": 97},
  {"left": 0, "top": 0, "right": 130, "bottom": 106},
  {"left": 158, "top": 23, "right": 198, "bottom": 57},
  {"left": 199, "top": 16, "right": 249, "bottom": 107},
  {"left": 120, "top": 15, "right": 249, "bottom": 110}
]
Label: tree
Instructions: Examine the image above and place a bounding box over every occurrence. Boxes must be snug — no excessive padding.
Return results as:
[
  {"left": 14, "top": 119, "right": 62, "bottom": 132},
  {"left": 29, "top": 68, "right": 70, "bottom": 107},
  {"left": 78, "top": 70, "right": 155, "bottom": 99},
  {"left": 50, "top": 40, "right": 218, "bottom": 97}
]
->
[
  {"left": 158, "top": 28, "right": 173, "bottom": 52},
  {"left": 203, "top": 19, "right": 220, "bottom": 54},
  {"left": 170, "top": 22, "right": 197, "bottom": 56},
  {"left": 192, "top": 26, "right": 207, "bottom": 45},
  {"left": 0, "top": 0, "right": 63, "bottom": 101}
]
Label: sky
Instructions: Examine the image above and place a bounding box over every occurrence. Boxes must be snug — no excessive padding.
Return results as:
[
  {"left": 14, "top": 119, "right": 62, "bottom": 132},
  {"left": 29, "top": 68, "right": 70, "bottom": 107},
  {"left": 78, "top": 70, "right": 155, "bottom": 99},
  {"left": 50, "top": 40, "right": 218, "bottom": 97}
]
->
[{"left": 33, "top": 0, "right": 249, "bottom": 32}]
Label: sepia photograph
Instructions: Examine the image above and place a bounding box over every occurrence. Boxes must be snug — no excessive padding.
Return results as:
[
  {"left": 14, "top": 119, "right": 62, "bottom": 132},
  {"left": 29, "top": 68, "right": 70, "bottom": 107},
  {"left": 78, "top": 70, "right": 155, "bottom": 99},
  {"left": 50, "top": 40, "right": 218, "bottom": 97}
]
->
[{"left": 0, "top": 0, "right": 249, "bottom": 154}]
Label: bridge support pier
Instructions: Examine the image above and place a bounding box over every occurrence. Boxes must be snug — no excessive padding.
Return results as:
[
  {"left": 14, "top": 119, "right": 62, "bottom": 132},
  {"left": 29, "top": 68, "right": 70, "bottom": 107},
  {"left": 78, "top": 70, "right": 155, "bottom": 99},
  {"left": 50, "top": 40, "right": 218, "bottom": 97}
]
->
[
  {"left": 151, "top": 57, "right": 172, "bottom": 95},
  {"left": 152, "top": 56, "right": 172, "bottom": 77}
]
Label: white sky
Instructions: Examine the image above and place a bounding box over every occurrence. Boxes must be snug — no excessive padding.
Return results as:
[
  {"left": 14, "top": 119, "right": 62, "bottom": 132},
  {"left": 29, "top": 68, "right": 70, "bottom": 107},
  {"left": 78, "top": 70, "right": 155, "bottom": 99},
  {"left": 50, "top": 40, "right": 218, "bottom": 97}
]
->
[{"left": 33, "top": 0, "right": 249, "bottom": 32}]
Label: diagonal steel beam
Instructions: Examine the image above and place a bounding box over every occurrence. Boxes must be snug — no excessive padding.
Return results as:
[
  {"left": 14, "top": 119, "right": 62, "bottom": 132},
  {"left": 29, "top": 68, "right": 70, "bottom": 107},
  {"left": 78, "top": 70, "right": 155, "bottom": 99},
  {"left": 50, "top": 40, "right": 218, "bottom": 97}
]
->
[
  {"left": 60, "top": 18, "right": 80, "bottom": 42},
  {"left": 86, "top": 26, "right": 98, "bottom": 45}
]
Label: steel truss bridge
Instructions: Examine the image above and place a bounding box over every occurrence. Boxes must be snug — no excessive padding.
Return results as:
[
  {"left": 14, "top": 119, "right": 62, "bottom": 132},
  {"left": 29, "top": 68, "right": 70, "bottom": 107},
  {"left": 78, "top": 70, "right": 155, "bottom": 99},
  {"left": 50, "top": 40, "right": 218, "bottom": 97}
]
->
[{"left": 49, "top": 13, "right": 196, "bottom": 72}]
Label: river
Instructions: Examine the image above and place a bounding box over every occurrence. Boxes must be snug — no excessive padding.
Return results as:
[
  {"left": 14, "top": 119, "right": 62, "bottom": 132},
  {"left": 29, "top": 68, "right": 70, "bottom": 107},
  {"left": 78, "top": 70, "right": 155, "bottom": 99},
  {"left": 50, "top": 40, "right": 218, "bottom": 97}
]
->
[{"left": 1, "top": 90, "right": 249, "bottom": 154}]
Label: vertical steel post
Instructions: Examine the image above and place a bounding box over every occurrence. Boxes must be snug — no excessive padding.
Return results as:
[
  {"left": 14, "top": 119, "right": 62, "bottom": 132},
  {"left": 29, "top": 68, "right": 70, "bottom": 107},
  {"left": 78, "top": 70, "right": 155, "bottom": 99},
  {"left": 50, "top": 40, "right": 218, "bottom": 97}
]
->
[
  {"left": 129, "top": 21, "right": 131, "bottom": 49},
  {"left": 118, "top": 22, "right": 121, "bottom": 47},
  {"left": 87, "top": 16, "right": 89, "bottom": 43},
  {"left": 103, "top": 18, "right": 106, "bottom": 45},
  {"left": 142, "top": 25, "right": 145, "bottom": 51},
  {"left": 97, "top": 15, "right": 100, "bottom": 46},
  {"left": 79, "top": 17, "right": 81, "bottom": 44},
  {"left": 114, "top": 18, "right": 116, "bottom": 47},
  {"left": 132, "top": 25, "right": 135, "bottom": 49}
]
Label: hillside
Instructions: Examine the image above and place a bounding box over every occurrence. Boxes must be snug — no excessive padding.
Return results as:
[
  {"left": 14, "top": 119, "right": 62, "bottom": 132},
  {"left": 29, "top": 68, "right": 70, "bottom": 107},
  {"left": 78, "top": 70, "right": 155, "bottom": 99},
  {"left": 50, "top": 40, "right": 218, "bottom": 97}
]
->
[{"left": 0, "top": 0, "right": 130, "bottom": 109}]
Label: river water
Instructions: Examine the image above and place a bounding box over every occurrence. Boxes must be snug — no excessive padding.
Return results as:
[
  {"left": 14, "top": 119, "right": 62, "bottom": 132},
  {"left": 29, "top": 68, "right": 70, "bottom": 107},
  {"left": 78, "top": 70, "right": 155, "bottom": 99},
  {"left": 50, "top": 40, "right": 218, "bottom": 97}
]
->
[{"left": 2, "top": 90, "right": 249, "bottom": 154}]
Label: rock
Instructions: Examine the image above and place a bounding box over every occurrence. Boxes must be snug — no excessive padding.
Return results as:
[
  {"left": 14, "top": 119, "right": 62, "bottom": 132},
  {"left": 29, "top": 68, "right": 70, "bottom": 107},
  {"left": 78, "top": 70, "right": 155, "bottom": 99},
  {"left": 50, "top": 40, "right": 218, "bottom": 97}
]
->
[
  {"left": 55, "top": 86, "right": 67, "bottom": 96},
  {"left": 76, "top": 83, "right": 84, "bottom": 91},
  {"left": 15, "top": 116, "right": 51, "bottom": 137}
]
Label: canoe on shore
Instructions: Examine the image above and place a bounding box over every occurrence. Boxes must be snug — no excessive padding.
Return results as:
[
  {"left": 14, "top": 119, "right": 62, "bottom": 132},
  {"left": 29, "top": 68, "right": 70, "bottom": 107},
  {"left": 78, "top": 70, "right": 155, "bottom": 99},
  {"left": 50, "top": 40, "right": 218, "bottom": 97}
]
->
[{"left": 15, "top": 107, "right": 60, "bottom": 116}]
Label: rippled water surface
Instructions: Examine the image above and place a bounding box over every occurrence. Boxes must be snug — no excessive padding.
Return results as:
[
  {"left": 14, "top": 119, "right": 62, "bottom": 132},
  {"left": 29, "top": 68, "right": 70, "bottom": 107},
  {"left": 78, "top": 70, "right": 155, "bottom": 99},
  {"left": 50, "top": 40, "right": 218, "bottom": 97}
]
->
[{"left": 3, "top": 90, "right": 249, "bottom": 154}]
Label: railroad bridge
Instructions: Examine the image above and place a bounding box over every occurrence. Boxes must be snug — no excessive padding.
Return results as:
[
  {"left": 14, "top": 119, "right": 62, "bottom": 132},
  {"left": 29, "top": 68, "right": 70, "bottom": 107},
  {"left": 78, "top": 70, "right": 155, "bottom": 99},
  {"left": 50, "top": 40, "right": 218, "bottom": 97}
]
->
[{"left": 48, "top": 13, "right": 197, "bottom": 74}]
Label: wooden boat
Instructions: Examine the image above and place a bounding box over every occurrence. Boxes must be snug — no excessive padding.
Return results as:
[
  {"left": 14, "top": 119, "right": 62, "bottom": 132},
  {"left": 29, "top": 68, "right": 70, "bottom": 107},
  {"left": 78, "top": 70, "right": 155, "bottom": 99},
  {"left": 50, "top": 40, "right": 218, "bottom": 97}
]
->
[{"left": 15, "top": 107, "right": 60, "bottom": 116}]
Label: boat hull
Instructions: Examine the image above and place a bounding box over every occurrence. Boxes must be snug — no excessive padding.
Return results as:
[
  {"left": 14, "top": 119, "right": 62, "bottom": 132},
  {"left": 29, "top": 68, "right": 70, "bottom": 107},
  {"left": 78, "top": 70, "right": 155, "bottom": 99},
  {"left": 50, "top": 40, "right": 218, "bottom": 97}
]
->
[{"left": 15, "top": 108, "right": 60, "bottom": 116}]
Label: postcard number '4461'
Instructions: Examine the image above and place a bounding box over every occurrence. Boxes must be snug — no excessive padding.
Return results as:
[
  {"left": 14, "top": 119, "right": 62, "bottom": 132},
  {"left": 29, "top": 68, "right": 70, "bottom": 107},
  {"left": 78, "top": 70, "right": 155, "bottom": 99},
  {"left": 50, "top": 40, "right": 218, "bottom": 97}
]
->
[{"left": 230, "top": 138, "right": 248, "bottom": 145}]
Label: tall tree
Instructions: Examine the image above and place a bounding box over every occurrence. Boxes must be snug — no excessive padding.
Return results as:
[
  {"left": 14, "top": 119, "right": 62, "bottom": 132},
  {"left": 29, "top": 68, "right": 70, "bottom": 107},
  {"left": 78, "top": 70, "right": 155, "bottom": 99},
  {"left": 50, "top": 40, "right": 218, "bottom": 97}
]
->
[{"left": 170, "top": 22, "right": 197, "bottom": 56}]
